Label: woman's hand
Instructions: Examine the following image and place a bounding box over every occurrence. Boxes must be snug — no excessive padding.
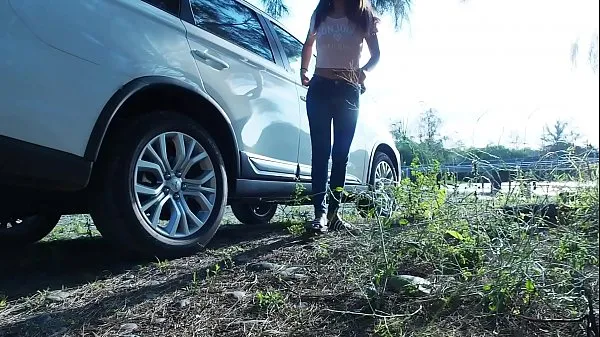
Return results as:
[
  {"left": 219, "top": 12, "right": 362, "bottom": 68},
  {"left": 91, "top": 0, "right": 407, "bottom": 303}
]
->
[
  {"left": 358, "top": 68, "right": 367, "bottom": 84},
  {"left": 301, "top": 68, "right": 310, "bottom": 86}
]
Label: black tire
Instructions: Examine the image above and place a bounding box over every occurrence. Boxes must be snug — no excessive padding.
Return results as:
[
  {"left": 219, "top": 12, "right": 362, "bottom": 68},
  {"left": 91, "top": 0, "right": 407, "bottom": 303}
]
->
[
  {"left": 357, "top": 152, "right": 398, "bottom": 218},
  {"left": 231, "top": 202, "right": 277, "bottom": 225},
  {"left": 89, "top": 111, "right": 228, "bottom": 259},
  {"left": 0, "top": 214, "right": 61, "bottom": 247}
]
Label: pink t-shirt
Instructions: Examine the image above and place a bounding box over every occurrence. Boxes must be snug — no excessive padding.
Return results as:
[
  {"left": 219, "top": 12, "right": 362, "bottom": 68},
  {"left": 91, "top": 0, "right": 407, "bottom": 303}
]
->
[{"left": 309, "top": 12, "right": 378, "bottom": 70}]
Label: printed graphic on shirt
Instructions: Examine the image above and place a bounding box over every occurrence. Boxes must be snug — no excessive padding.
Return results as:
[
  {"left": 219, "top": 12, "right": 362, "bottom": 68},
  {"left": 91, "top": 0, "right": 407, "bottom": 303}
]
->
[{"left": 317, "top": 19, "right": 360, "bottom": 51}]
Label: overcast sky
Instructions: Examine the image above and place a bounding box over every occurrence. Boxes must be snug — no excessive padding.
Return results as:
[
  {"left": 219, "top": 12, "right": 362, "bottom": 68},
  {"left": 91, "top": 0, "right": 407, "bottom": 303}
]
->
[{"left": 250, "top": 0, "right": 599, "bottom": 148}]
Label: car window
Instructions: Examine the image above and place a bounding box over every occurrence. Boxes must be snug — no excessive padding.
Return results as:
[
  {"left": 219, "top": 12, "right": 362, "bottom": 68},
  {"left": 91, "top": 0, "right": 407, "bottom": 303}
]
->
[
  {"left": 190, "top": 0, "right": 274, "bottom": 62},
  {"left": 271, "top": 24, "right": 303, "bottom": 74},
  {"left": 271, "top": 23, "right": 316, "bottom": 78},
  {"left": 141, "top": 0, "right": 179, "bottom": 16}
]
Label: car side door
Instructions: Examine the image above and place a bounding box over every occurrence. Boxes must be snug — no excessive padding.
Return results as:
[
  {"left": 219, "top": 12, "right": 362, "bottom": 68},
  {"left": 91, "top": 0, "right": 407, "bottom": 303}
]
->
[
  {"left": 182, "top": 0, "right": 302, "bottom": 181},
  {"left": 267, "top": 22, "right": 367, "bottom": 186}
]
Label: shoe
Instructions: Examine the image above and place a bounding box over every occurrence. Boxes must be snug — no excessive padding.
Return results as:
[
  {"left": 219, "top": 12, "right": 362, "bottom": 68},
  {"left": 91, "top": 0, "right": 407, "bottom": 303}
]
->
[
  {"left": 306, "top": 213, "right": 328, "bottom": 234},
  {"left": 327, "top": 212, "right": 359, "bottom": 235}
]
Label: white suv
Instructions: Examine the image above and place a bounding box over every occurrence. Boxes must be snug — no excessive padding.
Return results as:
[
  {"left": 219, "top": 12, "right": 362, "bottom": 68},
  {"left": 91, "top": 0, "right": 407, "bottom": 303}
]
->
[{"left": 0, "top": 0, "right": 400, "bottom": 257}]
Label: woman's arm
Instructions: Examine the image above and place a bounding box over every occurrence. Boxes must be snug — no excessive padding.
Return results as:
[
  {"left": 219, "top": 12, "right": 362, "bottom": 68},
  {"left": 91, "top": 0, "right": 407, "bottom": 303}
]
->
[
  {"left": 361, "top": 33, "right": 381, "bottom": 73},
  {"left": 301, "top": 33, "right": 316, "bottom": 72},
  {"left": 300, "top": 17, "right": 317, "bottom": 86}
]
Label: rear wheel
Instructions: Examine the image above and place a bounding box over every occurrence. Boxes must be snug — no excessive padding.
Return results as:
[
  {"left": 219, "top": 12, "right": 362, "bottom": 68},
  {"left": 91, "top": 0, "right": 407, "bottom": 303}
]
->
[
  {"left": 357, "top": 152, "right": 398, "bottom": 218},
  {"left": 0, "top": 214, "right": 61, "bottom": 247},
  {"left": 231, "top": 202, "right": 277, "bottom": 225},
  {"left": 90, "top": 111, "right": 228, "bottom": 259}
]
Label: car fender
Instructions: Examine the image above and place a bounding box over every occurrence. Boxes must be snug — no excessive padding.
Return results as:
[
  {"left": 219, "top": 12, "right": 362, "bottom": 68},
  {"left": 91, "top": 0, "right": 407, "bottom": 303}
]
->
[{"left": 84, "top": 76, "right": 239, "bottom": 163}]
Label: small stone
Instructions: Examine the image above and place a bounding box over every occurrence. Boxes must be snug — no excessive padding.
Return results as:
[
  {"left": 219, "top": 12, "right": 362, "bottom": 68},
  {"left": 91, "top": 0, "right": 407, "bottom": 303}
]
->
[
  {"left": 279, "top": 267, "right": 308, "bottom": 280},
  {"left": 153, "top": 317, "right": 167, "bottom": 324},
  {"left": 46, "top": 291, "right": 70, "bottom": 302},
  {"left": 119, "top": 323, "right": 139, "bottom": 333},
  {"left": 386, "top": 275, "right": 432, "bottom": 295},
  {"left": 279, "top": 271, "right": 308, "bottom": 280},
  {"left": 247, "top": 262, "right": 283, "bottom": 272},
  {"left": 228, "top": 291, "right": 247, "bottom": 300},
  {"left": 363, "top": 282, "right": 379, "bottom": 298},
  {"left": 177, "top": 298, "right": 191, "bottom": 308},
  {"left": 294, "top": 302, "right": 308, "bottom": 309}
]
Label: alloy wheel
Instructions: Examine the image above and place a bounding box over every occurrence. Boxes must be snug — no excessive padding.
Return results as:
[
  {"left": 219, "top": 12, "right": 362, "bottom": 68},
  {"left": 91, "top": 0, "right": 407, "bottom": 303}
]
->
[
  {"left": 133, "top": 132, "right": 218, "bottom": 239},
  {"left": 374, "top": 160, "right": 395, "bottom": 189},
  {"left": 372, "top": 160, "right": 397, "bottom": 215}
]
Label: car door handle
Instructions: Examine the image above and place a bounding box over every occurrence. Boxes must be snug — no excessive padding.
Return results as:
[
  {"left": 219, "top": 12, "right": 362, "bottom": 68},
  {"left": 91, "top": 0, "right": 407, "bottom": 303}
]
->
[{"left": 191, "top": 49, "right": 229, "bottom": 70}]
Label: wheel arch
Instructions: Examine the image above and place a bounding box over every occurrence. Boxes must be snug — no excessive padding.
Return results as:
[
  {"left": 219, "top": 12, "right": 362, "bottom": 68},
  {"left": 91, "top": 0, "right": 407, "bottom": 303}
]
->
[
  {"left": 367, "top": 143, "right": 401, "bottom": 184},
  {"left": 86, "top": 76, "right": 240, "bottom": 192}
]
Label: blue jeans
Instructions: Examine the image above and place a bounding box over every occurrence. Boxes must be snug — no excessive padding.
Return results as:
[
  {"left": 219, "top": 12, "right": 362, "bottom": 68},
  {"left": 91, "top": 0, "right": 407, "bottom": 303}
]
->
[{"left": 306, "top": 75, "right": 361, "bottom": 217}]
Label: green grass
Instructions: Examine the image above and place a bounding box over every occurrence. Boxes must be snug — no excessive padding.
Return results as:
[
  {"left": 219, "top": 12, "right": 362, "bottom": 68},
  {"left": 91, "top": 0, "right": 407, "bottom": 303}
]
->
[{"left": 2, "top": 155, "right": 597, "bottom": 337}]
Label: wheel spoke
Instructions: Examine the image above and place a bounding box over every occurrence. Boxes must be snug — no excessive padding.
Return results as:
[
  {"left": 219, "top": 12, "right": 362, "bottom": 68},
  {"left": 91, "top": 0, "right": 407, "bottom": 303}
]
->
[
  {"left": 180, "top": 197, "right": 205, "bottom": 230},
  {"left": 183, "top": 186, "right": 216, "bottom": 195},
  {"left": 145, "top": 145, "right": 167, "bottom": 173},
  {"left": 181, "top": 152, "right": 208, "bottom": 177},
  {"left": 385, "top": 165, "right": 393, "bottom": 179},
  {"left": 175, "top": 199, "right": 190, "bottom": 236},
  {"left": 141, "top": 191, "right": 167, "bottom": 211},
  {"left": 136, "top": 182, "right": 163, "bottom": 196},
  {"left": 165, "top": 197, "right": 182, "bottom": 236},
  {"left": 183, "top": 176, "right": 217, "bottom": 195},
  {"left": 149, "top": 194, "right": 171, "bottom": 228},
  {"left": 172, "top": 133, "right": 188, "bottom": 172},
  {"left": 192, "top": 192, "right": 214, "bottom": 212},
  {"left": 137, "top": 160, "right": 164, "bottom": 179},
  {"left": 158, "top": 134, "right": 173, "bottom": 173},
  {"left": 184, "top": 171, "right": 215, "bottom": 186}
]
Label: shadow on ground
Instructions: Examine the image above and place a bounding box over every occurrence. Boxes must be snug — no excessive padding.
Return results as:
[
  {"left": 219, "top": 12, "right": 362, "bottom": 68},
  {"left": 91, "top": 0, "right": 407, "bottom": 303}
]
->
[{"left": 0, "top": 222, "right": 289, "bottom": 300}]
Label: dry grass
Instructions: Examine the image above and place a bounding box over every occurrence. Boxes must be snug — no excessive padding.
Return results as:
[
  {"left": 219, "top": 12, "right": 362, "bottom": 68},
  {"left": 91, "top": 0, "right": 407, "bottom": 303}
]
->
[{"left": 0, "top": 163, "right": 598, "bottom": 337}]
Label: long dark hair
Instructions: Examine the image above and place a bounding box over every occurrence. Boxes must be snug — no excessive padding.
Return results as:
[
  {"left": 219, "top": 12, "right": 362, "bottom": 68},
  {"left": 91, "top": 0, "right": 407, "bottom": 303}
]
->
[{"left": 313, "top": 0, "right": 378, "bottom": 34}]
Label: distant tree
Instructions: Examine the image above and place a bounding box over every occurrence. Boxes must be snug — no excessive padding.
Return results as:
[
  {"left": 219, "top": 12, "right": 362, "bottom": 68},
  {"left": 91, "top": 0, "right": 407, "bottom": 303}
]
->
[
  {"left": 391, "top": 109, "right": 463, "bottom": 165},
  {"left": 466, "top": 145, "right": 539, "bottom": 162},
  {"left": 541, "top": 120, "right": 579, "bottom": 153},
  {"left": 391, "top": 120, "right": 417, "bottom": 166},
  {"left": 418, "top": 108, "right": 442, "bottom": 144}
]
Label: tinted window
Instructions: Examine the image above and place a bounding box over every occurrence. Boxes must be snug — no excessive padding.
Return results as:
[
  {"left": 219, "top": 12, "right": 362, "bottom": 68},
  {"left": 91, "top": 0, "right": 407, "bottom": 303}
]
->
[
  {"left": 141, "top": 0, "right": 179, "bottom": 16},
  {"left": 271, "top": 24, "right": 303, "bottom": 74},
  {"left": 190, "top": 0, "right": 274, "bottom": 62}
]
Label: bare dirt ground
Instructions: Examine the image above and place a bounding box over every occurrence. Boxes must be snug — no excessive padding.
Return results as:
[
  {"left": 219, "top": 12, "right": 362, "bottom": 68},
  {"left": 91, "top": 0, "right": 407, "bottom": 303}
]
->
[
  {"left": 0, "top": 207, "right": 384, "bottom": 337},
  {"left": 1, "top": 181, "right": 597, "bottom": 337}
]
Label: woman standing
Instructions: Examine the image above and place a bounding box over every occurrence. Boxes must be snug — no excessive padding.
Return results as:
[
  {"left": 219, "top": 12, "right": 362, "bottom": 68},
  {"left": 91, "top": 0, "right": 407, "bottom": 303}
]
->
[{"left": 300, "top": 0, "right": 381, "bottom": 234}]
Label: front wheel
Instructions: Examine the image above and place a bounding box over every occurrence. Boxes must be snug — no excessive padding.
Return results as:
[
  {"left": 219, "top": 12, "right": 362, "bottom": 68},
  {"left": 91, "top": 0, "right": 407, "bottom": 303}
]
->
[
  {"left": 90, "top": 111, "right": 228, "bottom": 259},
  {"left": 231, "top": 202, "right": 277, "bottom": 225},
  {"left": 357, "top": 152, "right": 398, "bottom": 218},
  {"left": 0, "top": 214, "right": 61, "bottom": 247}
]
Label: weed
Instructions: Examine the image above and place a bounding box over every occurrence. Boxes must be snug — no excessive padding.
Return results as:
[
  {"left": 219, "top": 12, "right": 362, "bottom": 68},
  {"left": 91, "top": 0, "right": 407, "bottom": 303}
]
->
[
  {"left": 255, "top": 290, "right": 284, "bottom": 310},
  {"left": 154, "top": 258, "right": 170, "bottom": 272}
]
